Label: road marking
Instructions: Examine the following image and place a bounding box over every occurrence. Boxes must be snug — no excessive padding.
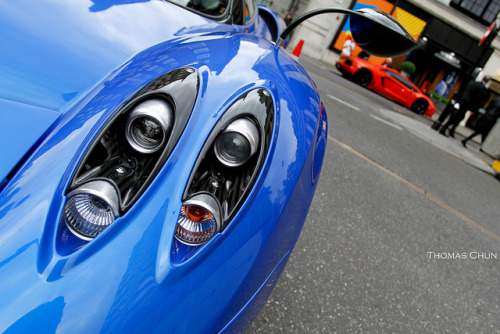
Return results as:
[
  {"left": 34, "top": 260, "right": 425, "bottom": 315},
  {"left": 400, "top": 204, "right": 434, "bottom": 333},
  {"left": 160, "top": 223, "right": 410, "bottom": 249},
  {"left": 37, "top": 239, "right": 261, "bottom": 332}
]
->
[
  {"left": 369, "top": 114, "right": 403, "bottom": 130},
  {"left": 393, "top": 106, "right": 406, "bottom": 114},
  {"left": 328, "top": 135, "right": 500, "bottom": 242},
  {"left": 327, "top": 94, "right": 360, "bottom": 111},
  {"left": 309, "top": 72, "right": 369, "bottom": 104}
]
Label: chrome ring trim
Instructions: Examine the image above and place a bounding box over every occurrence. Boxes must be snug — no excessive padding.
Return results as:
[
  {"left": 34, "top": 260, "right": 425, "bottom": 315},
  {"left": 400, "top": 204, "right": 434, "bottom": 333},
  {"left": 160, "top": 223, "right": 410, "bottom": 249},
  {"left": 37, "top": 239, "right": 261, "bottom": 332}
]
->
[
  {"left": 183, "top": 193, "right": 222, "bottom": 232},
  {"left": 214, "top": 118, "right": 260, "bottom": 167},
  {"left": 67, "top": 180, "right": 120, "bottom": 217},
  {"left": 125, "top": 98, "right": 173, "bottom": 154}
]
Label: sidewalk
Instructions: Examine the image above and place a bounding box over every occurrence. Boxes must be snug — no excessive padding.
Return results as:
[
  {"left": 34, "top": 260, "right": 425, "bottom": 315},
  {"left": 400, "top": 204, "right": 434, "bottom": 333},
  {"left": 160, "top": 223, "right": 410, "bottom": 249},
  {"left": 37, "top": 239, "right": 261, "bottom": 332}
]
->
[
  {"left": 431, "top": 126, "right": 496, "bottom": 176},
  {"left": 394, "top": 110, "right": 497, "bottom": 176},
  {"left": 428, "top": 112, "right": 481, "bottom": 144}
]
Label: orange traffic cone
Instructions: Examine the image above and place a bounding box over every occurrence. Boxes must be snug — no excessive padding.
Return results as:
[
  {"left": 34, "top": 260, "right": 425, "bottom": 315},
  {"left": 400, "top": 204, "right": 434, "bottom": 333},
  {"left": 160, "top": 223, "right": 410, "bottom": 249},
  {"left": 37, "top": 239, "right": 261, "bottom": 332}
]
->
[{"left": 291, "top": 39, "right": 304, "bottom": 58}]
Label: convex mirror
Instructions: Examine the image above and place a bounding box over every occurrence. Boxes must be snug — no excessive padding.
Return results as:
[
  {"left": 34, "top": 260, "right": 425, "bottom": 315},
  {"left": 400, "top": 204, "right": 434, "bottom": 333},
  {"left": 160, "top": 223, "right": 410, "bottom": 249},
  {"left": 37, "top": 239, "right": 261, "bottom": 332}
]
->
[{"left": 277, "top": 8, "right": 418, "bottom": 57}]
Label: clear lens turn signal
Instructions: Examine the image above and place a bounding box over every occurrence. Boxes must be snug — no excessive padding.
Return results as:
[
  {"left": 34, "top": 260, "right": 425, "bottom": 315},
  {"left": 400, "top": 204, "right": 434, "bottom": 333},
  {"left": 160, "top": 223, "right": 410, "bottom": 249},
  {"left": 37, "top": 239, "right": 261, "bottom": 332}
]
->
[{"left": 64, "top": 180, "right": 120, "bottom": 240}]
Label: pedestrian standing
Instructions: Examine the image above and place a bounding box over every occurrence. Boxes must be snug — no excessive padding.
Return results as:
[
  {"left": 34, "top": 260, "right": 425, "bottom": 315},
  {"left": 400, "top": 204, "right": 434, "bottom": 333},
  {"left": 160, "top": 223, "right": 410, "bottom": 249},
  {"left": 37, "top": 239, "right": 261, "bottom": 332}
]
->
[
  {"left": 431, "top": 91, "right": 460, "bottom": 131},
  {"left": 341, "top": 32, "right": 355, "bottom": 59},
  {"left": 382, "top": 58, "right": 393, "bottom": 68},
  {"left": 439, "top": 75, "right": 490, "bottom": 138},
  {"left": 461, "top": 96, "right": 500, "bottom": 147}
]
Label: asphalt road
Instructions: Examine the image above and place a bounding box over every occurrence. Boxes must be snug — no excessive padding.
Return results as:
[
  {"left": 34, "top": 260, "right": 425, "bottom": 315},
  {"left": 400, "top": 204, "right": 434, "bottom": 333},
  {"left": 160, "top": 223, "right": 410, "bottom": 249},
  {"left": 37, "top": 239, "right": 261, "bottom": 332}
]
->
[{"left": 248, "top": 56, "right": 500, "bottom": 333}]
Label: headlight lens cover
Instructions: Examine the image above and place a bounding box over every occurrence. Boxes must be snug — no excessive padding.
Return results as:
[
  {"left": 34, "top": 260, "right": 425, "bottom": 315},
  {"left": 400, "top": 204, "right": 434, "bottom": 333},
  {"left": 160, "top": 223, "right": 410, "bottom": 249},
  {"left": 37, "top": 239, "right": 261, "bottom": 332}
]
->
[
  {"left": 214, "top": 118, "right": 259, "bottom": 167},
  {"left": 126, "top": 98, "right": 174, "bottom": 154}
]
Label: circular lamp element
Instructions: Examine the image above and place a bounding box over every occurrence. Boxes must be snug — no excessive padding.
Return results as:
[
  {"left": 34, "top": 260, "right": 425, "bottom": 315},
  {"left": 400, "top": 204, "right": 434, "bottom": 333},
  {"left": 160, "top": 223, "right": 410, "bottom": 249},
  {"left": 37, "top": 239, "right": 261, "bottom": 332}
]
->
[
  {"left": 126, "top": 98, "right": 174, "bottom": 154},
  {"left": 214, "top": 118, "right": 259, "bottom": 167},
  {"left": 64, "top": 180, "right": 120, "bottom": 240},
  {"left": 175, "top": 194, "right": 221, "bottom": 245}
]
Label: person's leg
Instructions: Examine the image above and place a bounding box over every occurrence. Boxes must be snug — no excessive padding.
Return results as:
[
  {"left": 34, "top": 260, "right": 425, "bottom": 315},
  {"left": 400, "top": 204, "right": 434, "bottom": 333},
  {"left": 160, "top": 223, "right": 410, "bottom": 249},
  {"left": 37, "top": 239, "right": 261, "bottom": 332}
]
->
[
  {"left": 448, "top": 123, "right": 458, "bottom": 137},
  {"left": 439, "top": 118, "right": 453, "bottom": 135},
  {"left": 432, "top": 104, "right": 454, "bottom": 130},
  {"left": 461, "top": 131, "right": 479, "bottom": 147},
  {"left": 431, "top": 121, "right": 442, "bottom": 130},
  {"left": 447, "top": 109, "right": 467, "bottom": 137},
  {"left": 481, "top": 122, "right": 495, "bottom": 142}
]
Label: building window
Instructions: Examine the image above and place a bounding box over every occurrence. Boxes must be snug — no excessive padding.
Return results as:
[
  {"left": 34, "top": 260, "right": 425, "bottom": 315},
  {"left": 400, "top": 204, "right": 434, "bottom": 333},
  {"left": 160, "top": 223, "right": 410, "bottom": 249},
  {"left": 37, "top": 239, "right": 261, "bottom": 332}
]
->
[{"left": 451, "top": 0, "right": 500, "bottom": 24}]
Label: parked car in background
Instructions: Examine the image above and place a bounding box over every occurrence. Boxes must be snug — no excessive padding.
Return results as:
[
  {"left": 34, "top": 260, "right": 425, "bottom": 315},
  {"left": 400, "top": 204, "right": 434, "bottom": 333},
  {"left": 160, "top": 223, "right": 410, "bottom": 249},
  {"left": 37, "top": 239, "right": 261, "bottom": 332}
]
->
[{"left": 336, "top": 56, "right": 436, "bottom": 117}]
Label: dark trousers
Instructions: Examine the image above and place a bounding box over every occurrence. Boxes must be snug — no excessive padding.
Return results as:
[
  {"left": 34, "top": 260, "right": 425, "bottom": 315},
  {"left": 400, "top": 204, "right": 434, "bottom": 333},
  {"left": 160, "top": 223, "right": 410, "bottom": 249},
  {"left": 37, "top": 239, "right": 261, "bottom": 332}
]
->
[
  {"left": 462, "top": 130, "right": 483, "bottom": 144},
  {"left": 439, "top": 107, "right": 468, "bottom": 136},
  {"left": 432, "top": 101, "right": 457, "bottom": 130},
  {"left": 438, "top": 103, "right": 456, "bottom": 123},
  {"left": 462, "top": 116, "right": 497, "bottom": 144}
]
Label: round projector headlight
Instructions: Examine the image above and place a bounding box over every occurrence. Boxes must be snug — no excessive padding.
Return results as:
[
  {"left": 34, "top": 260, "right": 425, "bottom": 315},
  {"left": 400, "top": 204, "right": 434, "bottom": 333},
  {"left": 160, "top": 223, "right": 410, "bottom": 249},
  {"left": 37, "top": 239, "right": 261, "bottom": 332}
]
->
[
  {"left": 214, "top": 118, "right": 259, "bottom": 167},
  {"left": 175, "top": 194, "right": 221, "bottom": 245},
  {"left": 126, "top": 98, "right": 174, "bottom": 154},
  {"left": 64, "top": 180, "right": 120, "bottom": 240}
]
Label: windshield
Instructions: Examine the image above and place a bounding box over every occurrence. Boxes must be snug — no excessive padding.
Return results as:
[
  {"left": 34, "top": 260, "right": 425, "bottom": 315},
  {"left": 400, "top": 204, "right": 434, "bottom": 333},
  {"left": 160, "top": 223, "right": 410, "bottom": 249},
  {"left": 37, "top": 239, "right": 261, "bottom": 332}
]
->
[{"left": 167, "top": 0, "right": 229, "bottom": 18}]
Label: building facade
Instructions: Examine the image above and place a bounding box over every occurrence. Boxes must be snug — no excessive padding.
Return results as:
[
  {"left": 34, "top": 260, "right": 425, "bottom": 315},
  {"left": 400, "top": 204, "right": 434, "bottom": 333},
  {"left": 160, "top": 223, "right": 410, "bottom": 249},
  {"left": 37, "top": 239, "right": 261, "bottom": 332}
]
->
[{"left": 261, "top": 0, "right": 500, "bottom": 157}]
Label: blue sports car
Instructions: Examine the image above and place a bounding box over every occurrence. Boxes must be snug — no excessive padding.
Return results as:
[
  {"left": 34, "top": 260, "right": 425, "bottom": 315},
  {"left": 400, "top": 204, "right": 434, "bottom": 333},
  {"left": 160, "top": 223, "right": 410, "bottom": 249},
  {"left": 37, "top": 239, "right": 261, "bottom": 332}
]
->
[{"left": 0, "top": 0, "right": 415, "bottom": 332}]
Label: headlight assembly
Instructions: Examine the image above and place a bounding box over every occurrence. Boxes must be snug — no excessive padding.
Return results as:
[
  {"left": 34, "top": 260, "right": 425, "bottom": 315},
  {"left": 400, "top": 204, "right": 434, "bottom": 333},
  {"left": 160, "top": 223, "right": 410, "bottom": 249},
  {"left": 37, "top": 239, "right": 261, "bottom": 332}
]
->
[
  {"left": 177, "top": 88, "right": 274, "bottom": 246},
  {"left": 62, "top": 68, "right": 198, "bottom": 241}
]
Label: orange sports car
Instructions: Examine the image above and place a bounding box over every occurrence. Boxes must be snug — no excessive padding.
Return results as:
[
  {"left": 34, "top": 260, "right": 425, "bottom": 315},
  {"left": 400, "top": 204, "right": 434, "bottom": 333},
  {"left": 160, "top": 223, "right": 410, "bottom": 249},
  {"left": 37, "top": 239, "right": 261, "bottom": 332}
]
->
[{"left": 336, "top": 56, "right": 436, "bottom": 117}]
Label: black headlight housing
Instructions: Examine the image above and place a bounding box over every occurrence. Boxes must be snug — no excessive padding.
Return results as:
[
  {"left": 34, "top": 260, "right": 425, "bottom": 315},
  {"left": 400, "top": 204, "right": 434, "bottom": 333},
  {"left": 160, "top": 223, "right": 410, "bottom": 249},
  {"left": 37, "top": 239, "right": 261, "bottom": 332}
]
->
[
  {"left": 174, "top": 88, "right": 274, "bottom": 247},
  {"left": 62, "top": 68, "right": 198, "bottom": 241}
]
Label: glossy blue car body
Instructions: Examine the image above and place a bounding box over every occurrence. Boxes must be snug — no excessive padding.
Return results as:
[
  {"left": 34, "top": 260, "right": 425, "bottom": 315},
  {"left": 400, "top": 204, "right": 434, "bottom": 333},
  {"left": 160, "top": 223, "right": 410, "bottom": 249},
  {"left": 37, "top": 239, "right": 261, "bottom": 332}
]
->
[{"left": 0, "top": 0, "right": 327, "bottom": 332}]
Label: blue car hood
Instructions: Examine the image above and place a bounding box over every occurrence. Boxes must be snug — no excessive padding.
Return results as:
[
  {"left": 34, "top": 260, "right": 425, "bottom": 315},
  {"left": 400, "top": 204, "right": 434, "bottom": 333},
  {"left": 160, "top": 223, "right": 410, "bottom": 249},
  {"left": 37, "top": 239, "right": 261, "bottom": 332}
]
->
[
  {"left": 0, "top": 99, "right": 60, "bottom": 188},
  {"left": 0, "top": 0, "right": 233, "bottom": 187},
  {"left": 0, "top": 0, "right": 224, "bottom": 111}
]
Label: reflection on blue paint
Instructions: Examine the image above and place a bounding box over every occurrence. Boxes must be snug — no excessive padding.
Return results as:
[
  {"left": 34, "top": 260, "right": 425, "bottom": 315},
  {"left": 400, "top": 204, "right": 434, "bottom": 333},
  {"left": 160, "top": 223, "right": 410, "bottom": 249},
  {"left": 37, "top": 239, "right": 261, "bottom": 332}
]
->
[
  {"left": 89, "top": 0, "right": 151, "bottom": 12},
  {"left": 4, "top": 297, "right": 65, "bottom": 334}
]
